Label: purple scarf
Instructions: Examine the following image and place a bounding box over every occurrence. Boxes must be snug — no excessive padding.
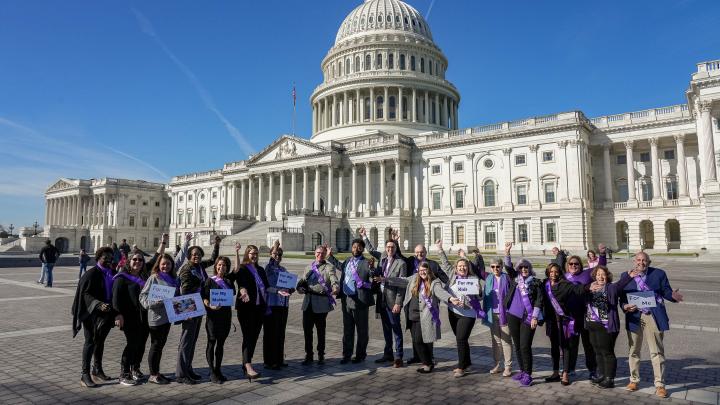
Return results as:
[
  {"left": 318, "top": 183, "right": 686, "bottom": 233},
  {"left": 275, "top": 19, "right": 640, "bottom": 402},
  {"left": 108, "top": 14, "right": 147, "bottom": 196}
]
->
[
  {"left": 348, "top": 257, "right": 371, "bottom": 289},
  {"left": 420, "top": 282, "right": 441, "bottom": 327},
  {"left": 212, "top": 275, "right": 230, "bottom": 290},
  {"left": 413, "top": 258, "right": 425, "bottom": 274},
  {"left": 634, "top": 273, "right": 663, "bottom": 314},
  {"left": 516, "top": 277, "right": 535, "bottom": 326},
  {"left": 157, "top": 271, "right": 177, "bottom": 287},
  {"left": 97, "top": 263, "right": 115, "bottom": 301},
  {"left": 113, "top": 271, "right": 146, "bottom": 288},
  {"left": 457, "top": 275, "right": 486, "bottom": 319},
  {"left": 493, "top": 275, "right": 508, "bottom": 326},
  {"left": 545, "top": 280, "right": 576, "bottom": 339},
  {"left": 312, "top": 262, "right": 336, "bottom": 307}
]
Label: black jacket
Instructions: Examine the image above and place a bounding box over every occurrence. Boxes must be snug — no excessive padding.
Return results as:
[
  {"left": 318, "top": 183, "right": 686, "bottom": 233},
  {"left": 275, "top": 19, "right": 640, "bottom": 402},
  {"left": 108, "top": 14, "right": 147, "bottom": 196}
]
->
[
  {"left": 230, "top": 263, "right": 269, "bottom": 311},
  {"left": 112, "top": 274, "right": 147, "bottom": 328},
  {"left": 40, "top": 245, "right": 59, "bottom": 263},
  {"left": 502, "top": 262, "right": 544, "bottom": 316},
  {"left": 541, "top": 279, "right": 587, "bottom": 323},
  {"left": 71, "top": 266, "right": 116, "bottom": 337}
]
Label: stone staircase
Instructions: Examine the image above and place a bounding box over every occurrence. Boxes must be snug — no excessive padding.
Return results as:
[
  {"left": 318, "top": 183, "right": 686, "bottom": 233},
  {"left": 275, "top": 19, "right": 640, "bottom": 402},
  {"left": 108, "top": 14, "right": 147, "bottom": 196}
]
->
[
  {"left": 0, "top": 239, "right": 24, "bottom": 252},
  {"left": 219, "top": 220, "right": 283, "bottom": 256}
]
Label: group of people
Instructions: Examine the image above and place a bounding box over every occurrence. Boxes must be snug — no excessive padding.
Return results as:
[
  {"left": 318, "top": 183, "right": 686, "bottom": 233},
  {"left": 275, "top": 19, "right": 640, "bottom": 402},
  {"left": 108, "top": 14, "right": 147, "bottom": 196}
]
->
[{"left": 71, "top": 229, "right": 682, "bottom": 399}]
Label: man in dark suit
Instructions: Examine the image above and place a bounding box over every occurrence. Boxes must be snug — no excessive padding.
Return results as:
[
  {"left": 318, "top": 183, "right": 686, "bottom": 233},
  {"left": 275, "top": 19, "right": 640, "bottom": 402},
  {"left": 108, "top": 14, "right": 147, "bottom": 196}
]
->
[
  {"left": 620, "top": 251, "right": 683, "bottom": 399},
  {"left": 327, "top": 238, "right": 375, "bottom": 364}
]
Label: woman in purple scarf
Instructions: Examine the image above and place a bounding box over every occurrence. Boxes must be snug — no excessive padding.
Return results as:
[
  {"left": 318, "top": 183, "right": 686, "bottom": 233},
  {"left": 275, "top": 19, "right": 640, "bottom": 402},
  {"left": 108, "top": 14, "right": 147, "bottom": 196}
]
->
[
  {"left": 229, "top": 244, "right": 269, "bottom": 380},
  {"left": 202, "top": 255, "right": 235, "bottom": 384},
  {"left": 481, "top": 244, "right": 513, "bottom": 377}
]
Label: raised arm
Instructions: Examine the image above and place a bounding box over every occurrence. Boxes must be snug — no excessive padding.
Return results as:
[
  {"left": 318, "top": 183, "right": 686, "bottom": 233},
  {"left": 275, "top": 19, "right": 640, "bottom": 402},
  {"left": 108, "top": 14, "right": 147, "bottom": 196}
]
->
[
  {"left": 324, "top": 244, "right": 342, "bottom": 271},
  {"left": 470, "top": 247, "right": 487, "bottom": 280},
  {"left": 174, "top": 232, "right": 192, "bottom": 270},
  {"left": 201, "top": 236, "right": 221, "bottom": 269},
  {"left": 360, "top": 227, "right": 382, "bottom": 261},
  {"left": 503, "top": 242, "right": 518, "bottom": 279},
  {"left": 435, "top": 240, "right": 454, "bottom": 279}
]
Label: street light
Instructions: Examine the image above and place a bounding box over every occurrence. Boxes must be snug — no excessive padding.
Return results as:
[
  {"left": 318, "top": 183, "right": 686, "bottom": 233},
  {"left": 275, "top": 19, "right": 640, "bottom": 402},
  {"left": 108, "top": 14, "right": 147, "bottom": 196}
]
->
[
  {"left": 212, "top": 213, "right": 217, "bottom": 233},
  {"left": 625, "top": 226, "right": 630, "bottom": 259},
  {"left": 9, "top": 224, "right": 14, "bottom": 237},
  {"left": 33, "top": 220, "right": 39, "bottom": 236},
  {"left": 281, "top": 213, "right": 287, "bottom": 231}
]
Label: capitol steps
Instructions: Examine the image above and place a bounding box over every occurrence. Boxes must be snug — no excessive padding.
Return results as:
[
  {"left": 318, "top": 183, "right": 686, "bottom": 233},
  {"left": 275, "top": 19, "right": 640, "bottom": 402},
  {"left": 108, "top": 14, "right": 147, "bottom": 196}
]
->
[{"left": 218, "top": 221, "right": 283, "bottom": 256}]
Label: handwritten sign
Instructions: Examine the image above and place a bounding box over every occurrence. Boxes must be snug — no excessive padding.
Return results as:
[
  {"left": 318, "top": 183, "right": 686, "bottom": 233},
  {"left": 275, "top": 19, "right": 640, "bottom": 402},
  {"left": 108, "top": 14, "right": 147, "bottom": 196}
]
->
[
  {"left": 210, "top": 289, "right": 234, "bottom": 306},
  {"left": 276, "top": 272, "right": 299, "bottom": 289},
  {"left": 148, "top": 284, "right": 176, "bottom": 301},
  {"left": 627, "top": 291, "right": 657, "bottom": 309},
  {"left": 164, "top": 293, "right": 206, "bottom": 323},
  {"left": 452, "top": 279, "right": 479, "bottom": 296}
]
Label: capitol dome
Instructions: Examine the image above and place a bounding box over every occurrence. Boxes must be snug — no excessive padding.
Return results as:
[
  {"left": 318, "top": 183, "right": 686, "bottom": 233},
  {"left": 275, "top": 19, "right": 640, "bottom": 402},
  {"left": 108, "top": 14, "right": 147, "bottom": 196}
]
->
[
  {"left": 310, "top": 0, "right": 460, "bottom": 143},
  {"left": 335, "top": 0, "right": 433, "bottom": 45}
]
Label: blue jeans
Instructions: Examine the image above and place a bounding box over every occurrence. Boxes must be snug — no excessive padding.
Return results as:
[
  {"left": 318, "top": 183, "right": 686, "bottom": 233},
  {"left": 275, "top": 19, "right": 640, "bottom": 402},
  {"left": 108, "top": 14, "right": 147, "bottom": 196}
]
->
[
  {"left": 42, "top": 263, "right": 55, "bottom": 287},
  {"left": 379, "top": 305, "right": 403, "bottom": 359},
  {"left": 79, "top": 264, "right": 87, "bottom": 279}
]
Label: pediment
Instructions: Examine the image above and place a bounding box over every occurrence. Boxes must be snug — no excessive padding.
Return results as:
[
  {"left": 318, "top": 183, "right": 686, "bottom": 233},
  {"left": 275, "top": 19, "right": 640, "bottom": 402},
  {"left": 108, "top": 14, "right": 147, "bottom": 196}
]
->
[
  {"left": 46, "top": 178, "right": 78, "bottom": 193},
  {"left": 249, "top": 135, "right": 329, "bottom": 165}
]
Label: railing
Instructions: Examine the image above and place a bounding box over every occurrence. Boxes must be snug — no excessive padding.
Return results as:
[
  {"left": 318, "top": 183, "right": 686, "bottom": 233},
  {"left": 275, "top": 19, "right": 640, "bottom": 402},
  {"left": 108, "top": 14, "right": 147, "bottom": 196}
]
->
[
  {"left": 614, "top": 202, "right": 627, "bottom": 209},
  {"left": 590, "top": 104, "right": 691, "bottom": 128},
  {"left": 268, "top": 227, "right": 303, "bottom": 234},
  {"left": 666, "top": 199, "right": 679, "bottom": 206},
  {"left": 639, "top": 201, "right": 653, "bottom": 208},
  {"left": 698, "top": 60, "right": 720, "bottom": 72},
  {"left": 483, "top": 243, "right": 497, "bottom": 251}
]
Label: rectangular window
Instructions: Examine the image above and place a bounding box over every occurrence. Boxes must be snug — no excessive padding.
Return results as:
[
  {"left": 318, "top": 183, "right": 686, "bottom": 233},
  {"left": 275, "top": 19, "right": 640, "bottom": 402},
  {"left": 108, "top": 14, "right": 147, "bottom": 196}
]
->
[
  {"left": 142, "top": 201, "right": 148, "bottom": 206},
  {"left": 663, "top": 150, "right": 675, "bottom": 160},
  {"left": 544, "top": 183, "right": 555, "bottom": 203},
  {"left": 618, "top": 183, "right": 629, "bottom": 202},
  {"left": 616, "top": 155, "right": 627, "bottom": 165},
  {"left": 432, "top": 191, "right": 442, "bottom": 210},
  {"left": 432, "top": 226, "right": 442, "bottom": 243},
  {"left": 129, "top": 215, "right": 135, "bottom": 227},
  {"left": 542, "top": 151, "right": 554, "bottom": 162},
  {"left": 142, "top": 237, "right": 147, "bottom": 248},
  {"left": 484, "top": 225, "right": 497, "bottom": 244},
  {"left": 514, "top": 154, "right": 526, "bottom": 166},
  {"left": 130, "top": 199, "right": 136, "bottom": 205},
  {"left": 153, "top": 238, "right": 159, "bottom": 248},
  {"left": 188, "top": 212, "right": 193, "bottom": 224},
  {"left": 453, "top": 161, "right": 464, "bottom": 172},
  {"left": 639, "top": 152, "right": 651, "bottom": 162},
  {"left": 666, "top": 180, "right": 678, "bottom": 200},
  {"left": 141, "top": 216, "right": 148, "bottom": 227},
  {"left": 212, "top": 191, "right": 217, "bottom": 199},
  {"left": 517, "top": 224, "right": 528, "bottom": 243},
  {"left": 546, "top": 223, "right": 557, "bottom": 243},
  {"left": 455, "top": 226, "right": 465, "bottom": 244},
  {"left": 516, "top": 185, "right": 527, "bottom": 205},
  {"left": 454, "top": 190, "right": 464, "bottom": 209},
  {"left": 154, "top": 217, "right": 160, "bottom": 228},
  {"left": 431, "top": 164, "right": 441, "bottom": 175},
  {"left": 178, "top": 213, "right": 183, "bottom": 225},
  {"left": 641, "top": 183, "right": 652, "bottom": 201},
  {"left": 154, "top": 201, "right": 160, "bottom": 207}
]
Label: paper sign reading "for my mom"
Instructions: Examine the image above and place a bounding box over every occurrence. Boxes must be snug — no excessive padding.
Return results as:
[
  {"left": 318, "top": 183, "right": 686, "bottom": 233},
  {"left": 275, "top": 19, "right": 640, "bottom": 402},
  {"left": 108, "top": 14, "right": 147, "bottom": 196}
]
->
[
  {"left": 453, "top": 279, "right": 479, "bottom": 296},
  {"left": 209, "top": 289, "right": 234, "bottom": 307},
  {"left": 627, "top": 291, "right": 657, "bottom": 309},
  {"left": 276, "top": 272, "right": 299, "bottom": 289}
]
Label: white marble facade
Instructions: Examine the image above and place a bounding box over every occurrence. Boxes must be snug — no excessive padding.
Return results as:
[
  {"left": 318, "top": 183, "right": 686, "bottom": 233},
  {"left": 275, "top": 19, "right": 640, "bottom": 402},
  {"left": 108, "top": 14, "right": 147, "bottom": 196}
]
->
[{"left": 46, "top": 0, "right": 720, "bottom": 253}]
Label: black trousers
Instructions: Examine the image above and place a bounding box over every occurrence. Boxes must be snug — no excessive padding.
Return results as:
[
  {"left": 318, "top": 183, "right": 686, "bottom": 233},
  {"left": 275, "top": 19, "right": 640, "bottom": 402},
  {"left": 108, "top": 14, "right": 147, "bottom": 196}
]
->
[
  {"left": 547, "top": 319, "right": 569, "bottom": 372},
  {"left": 238, "top": 306, "right": 265, "bottom": 364},
  {"left": 568, "top": 321, "right": 597, "bottom": 374},
  {"left": 302, "top": 309, "right": 328, "bottom": 357},
  {"left": 120, "top": 323, "right": 144, "bottom": 375},
  {"left": 206, "top": 335, "right": 227, "bottom": 373},
  {"left": 341, "top": 300, "right": 369, "bottom": 359},
  {"left": 508, "top": 314, "right": 536, "bottom": 375},
  {"left": 133, "top": 321, "right": 150, "bottom": 371},
  {"left": 586, "top": 321, "right": 619, "bottom": 379},
  {"left": 448, "top": 311, "right": 475, "bottom": 369},
  {"left": 176, "top": 316, "right": 202, "bottom": 379},
  {"left": 263, "top": 306, "right": 289, "bottom": 365},
  {"left": 408, "top": 319, "right": 433, "bottom": 366},
  {"left": 148, "top": 323, "right": 171, "bottom": 375},
  {"left": 81, "top": 317, "right": 113, "bottom": 375}
]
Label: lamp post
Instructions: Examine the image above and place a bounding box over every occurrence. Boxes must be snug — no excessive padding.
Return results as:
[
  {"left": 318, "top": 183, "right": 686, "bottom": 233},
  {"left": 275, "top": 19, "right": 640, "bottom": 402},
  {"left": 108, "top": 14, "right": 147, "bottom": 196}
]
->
[
  {"left": 212, "top": 213, "right": 217, "bottom": 234},
  {"left": 281, "top": 213, "right": 287, "bottom": 232},
  {"left": 33, "top": 220, "right": 39, "bottom": 236},
  {"left": 9, "top": 224, "right": 14, "bottom": 237}
]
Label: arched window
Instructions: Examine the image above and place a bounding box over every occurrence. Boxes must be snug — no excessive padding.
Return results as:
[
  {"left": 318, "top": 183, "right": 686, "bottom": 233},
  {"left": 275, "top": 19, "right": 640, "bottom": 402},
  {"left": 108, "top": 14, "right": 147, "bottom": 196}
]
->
[
  {"left": 365, "top": 54, "right": 371, "bottom": 71},
  {"left": 389, "top": 96, "right": 396, "bottom": 119},
  {"left": 345, "top": 58, "right": 350, "bottom": 75},
  {"left": 376, "top": 96, "right": 384, "bottom": 119},
  {"left": 364, "top": 97, "right": 371, "bottom": 120},
  {"left": 420, "top": 57, "right": 425, "bottom": 73},
  {"left": 410, "top": 55, "right": 416, "bottom": 71},
  {"left": 483, "top": 180, "right": 496, "bottom": 207},
  {"left": 376, "top": 53, "right": 383, "bottom": 69},
  {"left": 339, "top": 61, "right": 343, "bottom": 76},
  {"left": 429, "top": 59, "right": 433, "bottom": 75},
  {"left": 388, "top": 53, "right": 394, "bottom": 69},
  {"left": 311, "top": 232, "right": 323, "bottom": 247},
  {"left": 402, "top": 96, "right": 408, "bottom": 120},
  {"left": 355, "top": 56, "right": 360, "bottom": 73},
  {"left": 400, "top": 54, "right": 406, "bottom": 70}
]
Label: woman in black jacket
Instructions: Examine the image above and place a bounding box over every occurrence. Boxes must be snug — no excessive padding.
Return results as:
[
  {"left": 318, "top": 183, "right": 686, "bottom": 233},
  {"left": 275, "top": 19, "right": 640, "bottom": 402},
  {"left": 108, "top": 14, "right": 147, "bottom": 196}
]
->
[
  {"left": 503, "top": 242, "right": 544, "bottom": 386},
  {"left": 112, "top": 252, "right": 149, "bottom": 386},
  {"left": 202, "top": 254, "right": 235, "bottom": 384},
  {"left": 229, "top": 244, "right": 269, "bottom": 380}
]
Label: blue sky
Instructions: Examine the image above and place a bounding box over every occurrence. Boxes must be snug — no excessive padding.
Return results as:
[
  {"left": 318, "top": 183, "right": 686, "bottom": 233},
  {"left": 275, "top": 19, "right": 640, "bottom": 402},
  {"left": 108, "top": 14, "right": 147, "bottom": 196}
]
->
[{"left": 1, "top": 0, "right": 719, "bottom": 229}]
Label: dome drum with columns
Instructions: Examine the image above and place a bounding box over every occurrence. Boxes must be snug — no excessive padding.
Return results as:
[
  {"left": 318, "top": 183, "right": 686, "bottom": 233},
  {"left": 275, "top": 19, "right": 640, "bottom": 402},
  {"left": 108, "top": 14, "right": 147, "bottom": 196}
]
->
[{"left": 41, "top": 1, "right": 720, "bottom": 255}]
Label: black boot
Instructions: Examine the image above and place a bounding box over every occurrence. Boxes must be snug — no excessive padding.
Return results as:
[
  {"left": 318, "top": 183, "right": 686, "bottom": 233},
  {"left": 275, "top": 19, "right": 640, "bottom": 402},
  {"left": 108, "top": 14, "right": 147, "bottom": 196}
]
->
[
  {"left": 80, "top": 373, "right": 97, "bottom": 388},
  {"left": 317, "top": 355, "right": 325, "bottom": 365},
  {"left": 598, "top": 378, "right": 614, "bottom": 389},
  {"left": 591, "top": 375, "right": 605, "bottom": 386},
  {"left": 301, "top": 355, "right": 314, "bottom": 366},
  {"left": 91, "top": 366, "right": 112, "bottom": 383}
]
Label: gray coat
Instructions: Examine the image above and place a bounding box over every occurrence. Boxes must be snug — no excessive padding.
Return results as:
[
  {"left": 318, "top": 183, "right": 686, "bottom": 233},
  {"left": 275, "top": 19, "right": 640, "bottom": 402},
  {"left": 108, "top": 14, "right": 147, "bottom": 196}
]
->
[
  {"left": 400, "top": 274, "right": 452, "bottom": 343},
  {"left": 298, "top": 262, "right": 339, "bottom": 314},
  {"left": 139, "top": 273, "right": 176, "bottom": 327}
]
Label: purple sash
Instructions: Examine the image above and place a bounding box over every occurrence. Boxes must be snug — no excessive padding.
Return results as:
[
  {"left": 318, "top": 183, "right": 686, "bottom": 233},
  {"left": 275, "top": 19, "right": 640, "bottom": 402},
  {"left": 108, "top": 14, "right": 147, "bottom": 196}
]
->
[
  {"left": 383, "top": 258, "right": 394, "bottom": 278},
  {"left": 212, "top": 276, "right": 230, "bottom": 290},
  {"left": 157, "top": 271, "right": 177, "bottom": 288},
  {"left": 246, "top": 264, "right": 268, "bottom": 313},
  {"left": 634, "top": 274, "right": 663, "bottom": 314},
  {"left": 545, "top": 281, "right": 576, "bottom": 339},
  {"left": 348, "top": 258, "right": 371, "bottom": 289},
  {"left": 494, "top": 275, "right": 508, "bottom": 326},
  {"left": 457, "top": 275, "right": 486, "bottom": 319},
  {"left": 420, "top": 282, "right": 441, "bottom": 327},
  {"left": 516, "top": 277, "right": 535, "bottom": 326},
  {"left": 312, "top": 262, "right": 336, "bottom": 307},
  {"left": 587, "top": 304, "right": 608, "bottom": 326},
  {"left": 413, "top": 258, "right": 425, "bottom": 274},
  {"left": 97, "top": 263, "right": 114, "bottom": 302},
  {"left": 565, "top": 270, "right": 581, "bottom": 283},
  {"left": 113, "top": 271, "right": 146, "bottom": 288}
]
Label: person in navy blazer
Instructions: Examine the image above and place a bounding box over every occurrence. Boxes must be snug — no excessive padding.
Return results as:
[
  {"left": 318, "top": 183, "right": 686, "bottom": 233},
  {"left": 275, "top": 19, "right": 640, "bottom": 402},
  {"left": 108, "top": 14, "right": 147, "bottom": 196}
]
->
[{"left": 619, "top": 251, "right": 683, "bottom": 399}]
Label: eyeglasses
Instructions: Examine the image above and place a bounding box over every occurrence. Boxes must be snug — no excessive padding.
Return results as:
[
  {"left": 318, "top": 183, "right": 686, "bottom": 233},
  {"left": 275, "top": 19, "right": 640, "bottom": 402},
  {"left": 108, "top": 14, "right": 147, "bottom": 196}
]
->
[
  {"left": 518, "top": 265, "right": 529, "bottom": 269},
  {"left": 490, "top": 265, "right": 500, "bottom": 269},
  {"left": 131, "top": 258, "right": 144, "bottom": 262},
  {"left": 568, "top": 262, "right": 580, "bottom": 266}
]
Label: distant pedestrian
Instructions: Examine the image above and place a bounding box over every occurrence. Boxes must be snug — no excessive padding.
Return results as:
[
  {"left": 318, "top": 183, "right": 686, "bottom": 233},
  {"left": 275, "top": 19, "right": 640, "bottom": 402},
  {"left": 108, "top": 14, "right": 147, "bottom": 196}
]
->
[
  {"left": 79, "top": 249, "right": 91, "bottom": 279},
  {"left": 38, "top": 239, "right": 60, "bottom": 287},
  {"left": 119, "top": 239, "right": 131, "bottom": 257}
]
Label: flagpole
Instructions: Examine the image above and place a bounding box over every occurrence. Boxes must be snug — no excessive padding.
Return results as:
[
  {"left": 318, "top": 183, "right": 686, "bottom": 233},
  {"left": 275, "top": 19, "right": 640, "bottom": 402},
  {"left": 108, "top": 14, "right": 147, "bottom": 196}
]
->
[{"left": 292, "top": 82, "right": 296, "bottom": 136}]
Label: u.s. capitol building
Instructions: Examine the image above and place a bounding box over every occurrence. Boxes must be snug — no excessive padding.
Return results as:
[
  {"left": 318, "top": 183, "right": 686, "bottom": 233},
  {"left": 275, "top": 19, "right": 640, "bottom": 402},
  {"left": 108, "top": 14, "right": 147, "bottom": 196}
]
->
[{"left": 43, "top": 0, "right": 720, "bottom": 254}]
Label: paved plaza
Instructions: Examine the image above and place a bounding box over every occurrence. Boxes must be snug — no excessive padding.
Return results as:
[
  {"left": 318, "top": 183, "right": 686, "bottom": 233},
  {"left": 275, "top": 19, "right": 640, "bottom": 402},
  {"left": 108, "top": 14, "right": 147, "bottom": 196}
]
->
[{"left": 0, "top": 257, "right": 718, "bottom": 404}]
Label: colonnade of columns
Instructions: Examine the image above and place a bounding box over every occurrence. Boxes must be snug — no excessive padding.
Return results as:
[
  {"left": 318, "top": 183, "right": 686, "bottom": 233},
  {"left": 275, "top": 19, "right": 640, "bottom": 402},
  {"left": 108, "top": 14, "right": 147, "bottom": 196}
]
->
[
  {"left": 46, "top": 194, "right": 109, "bottom": 227},
  {"left": 312, "top": 87, "right": 458, "bottom": 133}
]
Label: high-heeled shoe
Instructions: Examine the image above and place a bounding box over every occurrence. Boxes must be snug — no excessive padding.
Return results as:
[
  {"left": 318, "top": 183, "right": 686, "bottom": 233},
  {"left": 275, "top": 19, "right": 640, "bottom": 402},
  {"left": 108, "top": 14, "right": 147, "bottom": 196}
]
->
[{"left": 242, "top": 364, "right": 260, "bottom": 382}]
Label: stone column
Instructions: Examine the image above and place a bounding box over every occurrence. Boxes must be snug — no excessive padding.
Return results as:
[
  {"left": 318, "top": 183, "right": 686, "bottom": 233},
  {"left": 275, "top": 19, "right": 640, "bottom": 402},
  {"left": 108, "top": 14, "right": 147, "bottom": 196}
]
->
[
  {"left": 625, "top": 140, "right": 637, "bottom": 202},
  {"left": 248, "top": 177, "right": 254, "bottom": 218},
  {"left": 291, "top": 169, "right": 297, "bottom": 212},
  {"left": 466, "top": 153, "right": 476, "bottom": 211},
  {"left": 434, "top": 93, "right": 440, "bottom": 125},
  {"left": 502, "top": 149, "right": 513, "bottom": 209},
  {"left": 356, "top": 89, "right": 361, "bottom": 123},
  {"left": 413, "top": 160, "right": 421, "bottom": 214},
  {"left": 602, "top": 144, "right": 613, "bottom": 204},
  {"left": 314, "top": 166, "right": 321, "bottom": 213},
  {"left": 302, "top": 168, "right": 309, "bottom": 212},
  {"left": 75, "top": 195, "right": 81, "bottom": 226},
  {"left": 649, "top": 137, "right": 662, "bottom": 201},
  {"left": 365, "top": 162, "right": 372, "bottom": 215},
  {"left": 379, "top": 160, "right": 386, "bottom": 214},
  {"left": 312, "top": 103, "right": 317, "bottom": 134},
  {"left": 351, "top": 164, "right": 357, "bottom": 216},
  {"left": 412, "top": 88, "right": 417, "bottom": 122},
  {"left": 384, "top": 87, "right": 389, "bottom": 121},
  {"left": 327, "top": 165, "right": 334, "bottom": 214},
  {"left": 331, "top": 94, "right": 336, "bottom": 127},
  {"left": 403, "top": 162, "right": 410, "bottom": 213},
  {"left": 444, "top": 156, "right": 453, "bottom": 212},
  {"left": 268, "top": 173, "right": 275, "bottom": 221},
  {"left": 338, "top": 168, "right": 344, "bottom": 214},
  {"left": 424, "top": 91, "right": 430, "bottom": 124},
  {"left": 370, "top": 87, "right": 375, "bottom": 121},
  {"left": 45, "top": 199, "right": 50, "bottom": 226},
  {"left": 394, "top": 159, "right": 401, "bottom": 214},
  {"left": 424, "top": 159, "right": 431, "bottom": 215},
  {"left": 398, "top": 87, "right": 404, "bottom": 122},
  {"left": 279, "top": 171, "right": 286, "bottom": 215},
  {"left": 444, "top": 96, "right": 449, "bottom": 128},
  {"left": 449, "top": 99, "right": 455, "bottom": 129},
  {"left": 257, "top": 175, "right": 264, "bottom": 221},
  {"left": 567, "top": 140, "right": 581, "bottom": 201},
  {"left": 674, "top": 134, "right": 689, "bottom": 198},
  {"left": 343, "top": 91, "right": 349, "bottom": 125},
  {"left": 240, "top": 180, "right": 246, "bottom": 217},
  {"left": 557, "top": 141, "right": 569, "bottom": 202},
  {"left": 323, "top": 98, "right": 328, "bottom": 129},
  {"left": 695, "top": 100, "right": 719, "bottom": 193}
]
